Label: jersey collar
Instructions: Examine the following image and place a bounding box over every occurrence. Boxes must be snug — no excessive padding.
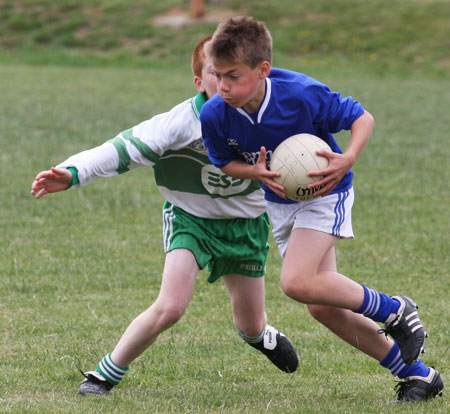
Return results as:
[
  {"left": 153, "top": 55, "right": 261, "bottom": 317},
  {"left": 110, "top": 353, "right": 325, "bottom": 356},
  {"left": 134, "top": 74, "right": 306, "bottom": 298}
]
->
[
  {"left": 236, "top": 77, "right": 272, "bottom": 125},
  {"left": 191, "top": 92, "right": 207, "bottom": 120}
]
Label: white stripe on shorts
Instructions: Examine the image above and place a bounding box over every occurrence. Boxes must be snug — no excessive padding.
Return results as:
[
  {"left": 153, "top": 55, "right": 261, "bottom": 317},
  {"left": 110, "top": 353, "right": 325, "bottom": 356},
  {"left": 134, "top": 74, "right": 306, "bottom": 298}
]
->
[
  {"left": 267, "top": 188, "right": 355, "bottom": 258},
  {"left": 162, "top": 204, "right": 175, "bottom": 251}
]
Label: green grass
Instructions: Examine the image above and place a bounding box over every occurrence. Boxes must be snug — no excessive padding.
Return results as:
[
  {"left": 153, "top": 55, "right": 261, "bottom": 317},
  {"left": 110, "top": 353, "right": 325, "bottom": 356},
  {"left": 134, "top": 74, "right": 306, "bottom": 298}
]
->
[
  {"left": 0, "top": 60, "right": 449, "bottom": 413},
  {"left": 1, "top": 0, "right": 449, "bottom": 411},
  {"left": 0, "top": 0, "right": 449, "bottom": 76}
]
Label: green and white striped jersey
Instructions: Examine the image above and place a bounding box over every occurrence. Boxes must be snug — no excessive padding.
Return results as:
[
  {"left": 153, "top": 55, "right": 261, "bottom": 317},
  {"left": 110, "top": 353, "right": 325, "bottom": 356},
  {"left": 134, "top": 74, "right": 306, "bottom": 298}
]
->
[{"left": 58, "top": 93, "right": 266, "bottom": 219}]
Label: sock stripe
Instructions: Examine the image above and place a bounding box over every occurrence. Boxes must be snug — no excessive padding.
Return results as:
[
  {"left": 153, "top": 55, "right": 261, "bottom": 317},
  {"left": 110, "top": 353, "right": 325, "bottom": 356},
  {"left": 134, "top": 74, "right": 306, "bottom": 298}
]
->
[
  {"left": 386, "top": 350, "right": 401, "bottom": 369},
  {"left": 383, "top": 347, "right": 406, "bottom": 376},
  {"left": 99, "top": 361, "right": 122, "bottom": 383},
  {"left": 380, "top": 343, "right": 429, "bottom": 379},
  {"left": 105, "top": 353, "right": 129, "bottom": 374},
  {"left": 390, "top": 357, "right": 405, "bottom": 376},
  {"left": 362, "top": 289, "right": 373, "bottom": 314},
  {"left": 238, "top": 328, "right": 264, "bottom": 344},
  {"left": 356, "top": 285, "right": 400, "bottom": 323},
  {"left": 369, "top": 290, "right": 380, "bottom": 316},
  {"left": 364, "top": 288, "right": 380, "bottom": 317},
  {"left": 101, "top": 360, "right": 122, "bottom": 380},
  {"left": 97, "top": 353, "right": 129, "bottom": 385}
]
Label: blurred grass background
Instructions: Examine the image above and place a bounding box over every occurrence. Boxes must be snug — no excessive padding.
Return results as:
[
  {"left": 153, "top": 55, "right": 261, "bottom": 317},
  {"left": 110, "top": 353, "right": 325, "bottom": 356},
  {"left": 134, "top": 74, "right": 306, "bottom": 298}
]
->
[
  {"left": 0, "top": 1, "right": 449, "bottom": 413},
  {"left": 0, "top": 0, "right": 449, "bottom": 75}
]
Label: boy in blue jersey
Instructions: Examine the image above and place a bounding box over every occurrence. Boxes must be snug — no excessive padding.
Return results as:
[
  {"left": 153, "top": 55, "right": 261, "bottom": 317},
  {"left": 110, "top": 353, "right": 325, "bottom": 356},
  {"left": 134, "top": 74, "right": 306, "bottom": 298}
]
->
[
  {"left": 31, "top": 36, "right": 298, "bottom": 395},
  {"left": 200, "top": 16, "right": 443, "bottom": 402}
]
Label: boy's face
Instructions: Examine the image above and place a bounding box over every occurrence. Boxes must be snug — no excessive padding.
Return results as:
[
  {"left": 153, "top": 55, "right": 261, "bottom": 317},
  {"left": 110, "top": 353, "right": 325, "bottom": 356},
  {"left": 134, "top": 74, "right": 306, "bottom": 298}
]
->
[
  {"left": 194, "top": 55, "right": 218, "bottom": 99},
  {"left": 212, "top": 60, "right": 270, "bottom": 111}
]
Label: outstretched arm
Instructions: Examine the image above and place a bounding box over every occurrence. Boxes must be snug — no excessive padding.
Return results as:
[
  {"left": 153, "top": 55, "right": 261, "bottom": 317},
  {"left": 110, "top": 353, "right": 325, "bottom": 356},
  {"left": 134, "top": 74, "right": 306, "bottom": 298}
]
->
[{"left": 30, "top": 167, "right": 72, "bottom": 199}]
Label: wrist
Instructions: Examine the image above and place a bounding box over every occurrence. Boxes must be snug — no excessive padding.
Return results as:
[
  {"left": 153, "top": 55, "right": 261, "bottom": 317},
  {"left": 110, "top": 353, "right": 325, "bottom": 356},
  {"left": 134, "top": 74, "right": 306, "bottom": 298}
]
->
[
  {"left": 343, "top": 151, "right": 357, "bottom": 168},
  {"left": 65, "top": 167, "right": 79, "bottom": 189}
]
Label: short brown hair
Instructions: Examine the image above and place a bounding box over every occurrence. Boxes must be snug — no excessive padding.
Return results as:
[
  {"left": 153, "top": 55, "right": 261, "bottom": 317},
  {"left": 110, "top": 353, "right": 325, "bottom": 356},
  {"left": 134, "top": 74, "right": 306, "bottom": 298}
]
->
[
  {"left": 191, "top": 35, "right": 212, "bottom": 77},
  {"left": 206, "top": 16, "right": 272, "bottom": 68}
]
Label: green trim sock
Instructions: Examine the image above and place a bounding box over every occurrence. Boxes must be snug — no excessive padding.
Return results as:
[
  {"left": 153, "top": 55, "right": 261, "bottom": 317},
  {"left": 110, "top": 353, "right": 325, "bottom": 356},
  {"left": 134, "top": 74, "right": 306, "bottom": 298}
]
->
[
  {"left": 96, "top": 353, "right": 129, "bottom": 386},
  {"left": 238, "top": 327, "right": 265, "bottom": 344}
]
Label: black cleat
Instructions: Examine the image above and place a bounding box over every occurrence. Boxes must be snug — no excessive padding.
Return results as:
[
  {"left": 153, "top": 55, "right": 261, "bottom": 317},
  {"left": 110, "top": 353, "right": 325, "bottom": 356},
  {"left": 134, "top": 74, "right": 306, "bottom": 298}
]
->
[
  {"left": 382, "top": 296, "right": 425, "bottom": 365},
  {"left": 248, "top": 325, "right": 299, "bottom": 373},
  {"left": 395, "top": 368, "right": 444, "bottom": 402},
  {"left": 79, "top": 370, "right": 114, "bottom": 395}
]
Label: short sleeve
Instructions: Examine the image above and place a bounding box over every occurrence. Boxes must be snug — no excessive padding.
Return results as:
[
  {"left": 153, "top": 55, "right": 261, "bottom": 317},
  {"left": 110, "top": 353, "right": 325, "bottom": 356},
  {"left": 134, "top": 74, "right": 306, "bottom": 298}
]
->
[
  {"left": 200, "top": 103, "right": 239, "bottom": 167},
  {"left": 306, "top": 82, "right": 365, "bottom": 133}
]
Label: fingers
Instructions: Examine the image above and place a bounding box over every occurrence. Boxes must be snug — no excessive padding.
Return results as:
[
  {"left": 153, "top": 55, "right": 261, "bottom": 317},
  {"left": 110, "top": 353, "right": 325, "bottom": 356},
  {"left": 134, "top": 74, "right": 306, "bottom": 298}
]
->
[
  {"left": 30, "top": 179, "right": 46, "bottom": 198},
  {"left": 271, "top": 187, "right": 288, "bottom": 199},
  {"left": 311, "top": 183, "right": 333, "bottom": 198},
  {"left": 308, "top": 168, "right": 329, "bottom": 177},
  {"left": 33, "top": 189, "right": 48, "bottom": 199},
  {"left": 34, "top": 170, "right": 53, "bottom": 181},
  {"left": 307, "top": 175, "right": 338, "bottom": 197},
  {"left": 30, "top": 168, "right": 57, "bottom": 198},
  {"left": 261, "top": 177, "right": 287, "bottom": 199},
  {"left": 306, "top": 151, "right": 350, "bottom": 196},
  {"left": 315, "top": 149, "right": 334, "bottom": 159},
  {"left": 256, "top": 146, "right": 267, "bottom": 166},
  {"left": 308, "top": 150, "right": 334, "bottom": 177},
  {"left": 257, "top": 146, "right": 282, "bottom": 178},
  {"left": 30, "top": 184, "right": 47, "bottom": 199},
  {"left": 50, "top": 167, "right": 66, "bottom": 176},
  {"left": 268, "top": 179, "right": 286, "bottom": 193},
  {"left": 34, "top": 168, "right": 64, "bottom": 181},
  {"left": 30, "top": 178, "right": 44, "bottom": 194}
]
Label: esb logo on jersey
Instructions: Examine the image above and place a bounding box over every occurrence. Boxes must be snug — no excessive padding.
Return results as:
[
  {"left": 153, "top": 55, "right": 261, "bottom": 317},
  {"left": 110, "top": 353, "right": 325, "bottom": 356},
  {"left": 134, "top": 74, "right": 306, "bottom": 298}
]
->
[{"left": 201, "top": 164, "right": 251, "bottom": 196}]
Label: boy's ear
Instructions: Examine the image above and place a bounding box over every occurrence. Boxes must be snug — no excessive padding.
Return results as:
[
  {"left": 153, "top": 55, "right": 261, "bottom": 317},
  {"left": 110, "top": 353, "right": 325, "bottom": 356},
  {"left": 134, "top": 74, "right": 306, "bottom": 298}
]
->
[
  {"left": 259, "top": 61, "right": 271, "bottom": 79},
  {"left": 194, "top": 76, "right": 205, "bottom": 93}
]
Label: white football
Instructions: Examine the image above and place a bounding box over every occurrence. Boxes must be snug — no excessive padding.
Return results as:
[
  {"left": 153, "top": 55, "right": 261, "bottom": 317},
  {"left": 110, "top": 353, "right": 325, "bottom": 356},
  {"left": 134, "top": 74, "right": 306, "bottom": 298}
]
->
[{"left": 269, "top": 133, "right": 331, "bottom": 201}]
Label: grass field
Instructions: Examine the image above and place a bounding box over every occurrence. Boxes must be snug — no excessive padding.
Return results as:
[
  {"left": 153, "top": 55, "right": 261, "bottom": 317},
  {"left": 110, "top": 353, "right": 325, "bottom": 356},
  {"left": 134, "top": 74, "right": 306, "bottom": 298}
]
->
[
  {"left": 1, "top": 62, "right": 449, "bottom": 414},
  {"left": 1, "top": 1, "right": 449, "bottom": 413},
  {"left": 1, "top": 0, "right": 449, "bottom": 76}
]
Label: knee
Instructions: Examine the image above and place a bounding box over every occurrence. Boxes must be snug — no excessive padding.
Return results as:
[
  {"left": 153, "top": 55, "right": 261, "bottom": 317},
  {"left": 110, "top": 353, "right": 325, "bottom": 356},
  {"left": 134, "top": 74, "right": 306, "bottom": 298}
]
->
[
  {"left": 307, "top": 304, "right": 336, "bottom": 323},
  {"left": 280, "top": 276, "right": 315, "bottom": 304},
  {"left": 153, "top": 301, "right": 185, "bottom": 329}
]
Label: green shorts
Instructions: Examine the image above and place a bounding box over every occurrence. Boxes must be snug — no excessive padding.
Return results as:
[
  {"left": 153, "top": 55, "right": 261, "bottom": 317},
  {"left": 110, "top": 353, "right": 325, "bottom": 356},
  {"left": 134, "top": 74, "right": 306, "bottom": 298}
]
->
[{"left": 162, "top": 201, "right": 270, "bottom": 283}]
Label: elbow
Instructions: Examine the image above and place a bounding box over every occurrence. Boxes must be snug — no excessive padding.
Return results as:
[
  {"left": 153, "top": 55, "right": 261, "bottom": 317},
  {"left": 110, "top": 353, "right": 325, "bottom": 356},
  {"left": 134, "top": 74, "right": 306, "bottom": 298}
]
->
[
  {"left": 220, "top": 161, "right": 238, "bottom": 178},
  {"left": 364, "top": 110, "right": 375, "bottom": 131}
]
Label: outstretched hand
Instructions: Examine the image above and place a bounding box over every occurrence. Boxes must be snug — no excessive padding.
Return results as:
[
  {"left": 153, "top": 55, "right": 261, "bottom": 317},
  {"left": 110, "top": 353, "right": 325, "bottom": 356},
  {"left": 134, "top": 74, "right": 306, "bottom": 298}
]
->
[
  {"left": 307, "top": 150, "right": 354, "bottom": 197},
  {"left": 30, "top": 167, "right": 72, "bottom": 199}
]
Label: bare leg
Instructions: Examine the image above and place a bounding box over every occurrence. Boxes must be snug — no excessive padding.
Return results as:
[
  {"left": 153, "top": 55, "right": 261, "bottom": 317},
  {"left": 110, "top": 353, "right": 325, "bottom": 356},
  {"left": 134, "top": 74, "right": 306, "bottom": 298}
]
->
[
  {"left": 222, "top": 274, "right": 266, "bottom": 336},
  {"left": 303, "top": 244, "right": 394, "bottom": 361},
  {"left": 223, "top": 273, "right": 299, "bottom": 373},
  {"left": 281, "top": 228, "right": 365, "bottom": 309},
  {"left": 111, "top": 249, "right": 200, "bottom": 367}
]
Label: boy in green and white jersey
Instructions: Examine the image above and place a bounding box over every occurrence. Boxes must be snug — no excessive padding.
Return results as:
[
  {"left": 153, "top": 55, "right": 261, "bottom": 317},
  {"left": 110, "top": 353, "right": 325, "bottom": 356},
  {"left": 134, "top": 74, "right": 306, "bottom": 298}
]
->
[{"left": 30, "top": 36, "right": 298, "bottom": 395}]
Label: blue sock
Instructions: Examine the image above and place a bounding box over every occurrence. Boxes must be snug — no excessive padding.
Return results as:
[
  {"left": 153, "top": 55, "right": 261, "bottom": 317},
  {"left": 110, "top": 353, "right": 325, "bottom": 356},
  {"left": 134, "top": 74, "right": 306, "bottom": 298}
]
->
[
  {"left": 354, "top": 285, "right": 400, "bottom": 323},
  {"left": 380, "top": 342, "right": 430, "bottom": 379}
]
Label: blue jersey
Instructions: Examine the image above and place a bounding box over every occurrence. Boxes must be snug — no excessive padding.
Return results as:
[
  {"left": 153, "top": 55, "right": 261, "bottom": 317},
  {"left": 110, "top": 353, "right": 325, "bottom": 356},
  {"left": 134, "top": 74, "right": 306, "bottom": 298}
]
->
[{"left": 201, "top": 67, "right": 365, "bottom": 203}]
